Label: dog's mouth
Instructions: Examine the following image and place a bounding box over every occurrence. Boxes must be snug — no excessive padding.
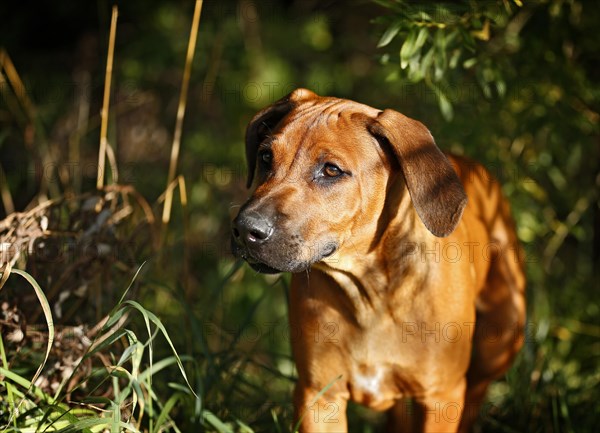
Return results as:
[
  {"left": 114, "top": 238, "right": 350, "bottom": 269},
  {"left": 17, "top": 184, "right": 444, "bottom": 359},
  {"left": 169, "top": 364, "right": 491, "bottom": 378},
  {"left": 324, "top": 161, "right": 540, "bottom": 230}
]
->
[
  {"left": 321, "top": 243, "right": 337, "bottom": 259},
  {"left": 231, "top": 236, "right": 338, "bottom": 274},
  {"left": 231, "top": 237, "right": 283, "bottom": 274},
  {"left": 246, "top": 258, "right": 283, "bottom": 274}
]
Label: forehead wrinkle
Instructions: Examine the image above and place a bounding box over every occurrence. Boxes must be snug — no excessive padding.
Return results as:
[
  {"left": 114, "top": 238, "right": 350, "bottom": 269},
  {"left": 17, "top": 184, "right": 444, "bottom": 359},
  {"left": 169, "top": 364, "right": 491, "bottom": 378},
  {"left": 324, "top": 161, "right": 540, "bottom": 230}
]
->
[
  {"left": 272, "top": 101, "right": 336, "bottom": 172},
  {"left": 288, "top": 125, "right": 313, "bottom": 176},
  {"left": 274, "top": 99, "right": 370, "bottom": 179},
  {"left": 287, "top": 98, "right": 346, "bottom": 125}
]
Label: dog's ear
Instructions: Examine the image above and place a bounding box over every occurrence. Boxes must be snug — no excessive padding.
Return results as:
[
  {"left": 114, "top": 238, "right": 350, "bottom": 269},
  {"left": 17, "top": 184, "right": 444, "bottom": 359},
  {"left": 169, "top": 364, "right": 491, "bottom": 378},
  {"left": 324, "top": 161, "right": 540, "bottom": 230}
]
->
[
  {"left": 245, "top": 88, "right": 318, "bottom": 187},
  {"left": 368, "top": 109, "right": 467, "bottom": 237}
]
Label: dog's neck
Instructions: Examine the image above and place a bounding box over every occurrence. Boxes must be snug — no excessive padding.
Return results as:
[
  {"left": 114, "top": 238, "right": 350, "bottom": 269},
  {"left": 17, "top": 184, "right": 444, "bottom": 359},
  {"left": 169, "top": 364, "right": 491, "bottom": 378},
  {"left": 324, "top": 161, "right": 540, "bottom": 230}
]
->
[{"left": 314, "top": 175, "right": 433, "bottom": 322}]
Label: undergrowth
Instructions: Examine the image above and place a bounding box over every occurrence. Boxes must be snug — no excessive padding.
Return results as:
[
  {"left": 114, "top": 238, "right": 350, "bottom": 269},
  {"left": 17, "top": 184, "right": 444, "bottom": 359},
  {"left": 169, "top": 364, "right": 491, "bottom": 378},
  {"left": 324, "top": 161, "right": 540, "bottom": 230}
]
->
[{"left": 1, "top": 1, "right": 598, "bottom": 432}]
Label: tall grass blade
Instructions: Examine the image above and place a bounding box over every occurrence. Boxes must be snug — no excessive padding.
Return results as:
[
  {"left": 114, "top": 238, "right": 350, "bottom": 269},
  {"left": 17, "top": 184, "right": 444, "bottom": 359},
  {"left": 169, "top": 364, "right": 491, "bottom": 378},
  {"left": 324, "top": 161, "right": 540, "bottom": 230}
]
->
[
  {"left": 202, "top": 410, "right": 234, "bottom": 433},
  {"left": 122, "top": 300, "right": 198, "bottom": 398},
  {"left": 162, "top": 0, "right": 204, "bottom": 225},
  {"left": 97, "top": 6, "right": 118, "bottom": 190},
  {"left": 7, "top": 270, "right": 55, "bottom": 404}
]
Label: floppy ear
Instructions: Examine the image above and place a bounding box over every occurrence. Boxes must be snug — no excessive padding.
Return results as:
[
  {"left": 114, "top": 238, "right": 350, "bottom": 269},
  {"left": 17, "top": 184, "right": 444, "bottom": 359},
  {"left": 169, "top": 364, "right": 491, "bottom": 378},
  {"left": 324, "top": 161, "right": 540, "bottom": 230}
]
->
[
  {"left": 245, "top": 88, "right": 318, "bottom": 187},
  {"left": 368, "top": 109, "right": 467, "bottom": 237}
]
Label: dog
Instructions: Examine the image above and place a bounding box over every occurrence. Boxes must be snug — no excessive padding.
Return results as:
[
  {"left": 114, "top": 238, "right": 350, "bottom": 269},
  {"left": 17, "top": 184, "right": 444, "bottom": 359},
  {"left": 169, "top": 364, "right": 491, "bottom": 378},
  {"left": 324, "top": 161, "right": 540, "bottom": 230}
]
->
[{"left": 231, "top": 89, "right": 526, "bottom": 432}]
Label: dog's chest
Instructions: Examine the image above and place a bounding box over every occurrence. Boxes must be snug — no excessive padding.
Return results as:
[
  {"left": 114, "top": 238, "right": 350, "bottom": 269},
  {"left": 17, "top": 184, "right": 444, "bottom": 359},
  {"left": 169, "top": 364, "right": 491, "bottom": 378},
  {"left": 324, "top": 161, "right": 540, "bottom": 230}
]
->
[
  {"left": 348, "top": 363, "right": 397, "bottom": 410},
  {"left": 347, "top": 357, "right": 421, "bottom": 411},
  {"left": 345, "top": 323, "right": 421, "bottom": 411}
]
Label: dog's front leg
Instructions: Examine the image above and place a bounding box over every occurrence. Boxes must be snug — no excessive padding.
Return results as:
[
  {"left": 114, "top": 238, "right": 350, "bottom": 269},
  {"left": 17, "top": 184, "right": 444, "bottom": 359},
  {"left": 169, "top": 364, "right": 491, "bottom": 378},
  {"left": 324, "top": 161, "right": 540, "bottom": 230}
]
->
[
  {"left": 419, "top": 379, "right": 467, "bottom": 433},
  {"left": 293, "top": 382, "right": 348, "bottom": 433}
]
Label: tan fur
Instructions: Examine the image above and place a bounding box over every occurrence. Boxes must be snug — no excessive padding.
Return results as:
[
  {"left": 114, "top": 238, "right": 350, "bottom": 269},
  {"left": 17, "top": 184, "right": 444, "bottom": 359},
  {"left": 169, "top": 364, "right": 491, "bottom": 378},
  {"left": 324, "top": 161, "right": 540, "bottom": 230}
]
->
[{"left": 232, "top": 89, "right": 526, "bottom": 432}]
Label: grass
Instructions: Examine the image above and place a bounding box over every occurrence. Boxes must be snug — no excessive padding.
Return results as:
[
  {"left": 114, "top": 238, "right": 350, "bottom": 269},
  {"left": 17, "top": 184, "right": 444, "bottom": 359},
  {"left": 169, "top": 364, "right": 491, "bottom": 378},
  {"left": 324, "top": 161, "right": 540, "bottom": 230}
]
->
[
  {"left": 3, "top": 261, "right": 597, "bottom": 432},
  {"left": 1, "top": 2, "right": 598, "bottom": 432},
  {"left": 0, "top": 265, "right": 201, "bottom": 432}
]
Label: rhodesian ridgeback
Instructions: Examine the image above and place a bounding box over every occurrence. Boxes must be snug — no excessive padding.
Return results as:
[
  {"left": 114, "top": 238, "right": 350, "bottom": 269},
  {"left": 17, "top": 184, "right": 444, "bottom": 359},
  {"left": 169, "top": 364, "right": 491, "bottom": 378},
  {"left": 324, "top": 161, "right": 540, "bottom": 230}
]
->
[{"left": 231, "top": 89, "right": 526, "bottom": 432}]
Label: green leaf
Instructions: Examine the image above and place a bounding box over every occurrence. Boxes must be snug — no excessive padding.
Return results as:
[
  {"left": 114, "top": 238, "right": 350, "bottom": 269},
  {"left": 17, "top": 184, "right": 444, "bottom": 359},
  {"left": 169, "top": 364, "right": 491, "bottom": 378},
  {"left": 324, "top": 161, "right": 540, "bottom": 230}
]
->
[
  {"left": 53, "top": 418, "right": 140, "bottom": 433},
  {"left": 235, "top": 419, "right": 255, "bottom": 433},
  {"left": 415, "top": 11, "right": 433, "bottom": 22},
  {"left": 202, "top": 410, "right": 235, "bottom": 433},
  {"left": 139, "top": 355, "right": 195, "bottom": 383},
  {"left": 420, "top": 46, "right": 435, "bottom": 77},
  {"left": 427, "top": 82, "right": 454, "bottom": 121},
  {"left": 459, "top": 27, "right": 476, "bottom": 52},
  {"left": 81, "top": 396, "right": 113, "bottom": 405},
  {"left": 122, "top": 300, "right": 197, "bottom": 398},
  {"left": 407, "top": 52, "right": 422, "bottom": 81},
  {"left": 496, "top": 79, "right": 507, "bottom": 98},
  {"left": 153, "top": 393, "right": 185, "bottom": 433},
  {"left": 434, "top": 53, "right": 444, "bottom": 81},
  {"left": 463, "top": 57, "right": 477, "bottom": 69},
  {"left": 400, "top": 28, "right": 418, "bottom": 62},
  {"left": 438, "top": 90, "right": 454, "bottom": 120},
  {"left": 386, "top": 70, "right": 400, "bottom": 82},
  {"left": 377, "top": 22, "right": 401, "bottom": 48},
  {"left": 445, "top": 29, "right": 459, "bottom": 47},
  {"left": 434, "top": 27, "right": 446, "bottom": 50},
  {"left": 85, "top": 328, "right": 129, "bottom": 358},
  {"left": 449, "top": 49, "right": 461, "bottom": 69},
  {"left": 0, "top": 367, "right": 49, "bottom": 401},
  {"left": 414, "top": 27, "right": 429, "bottom": 51},
  {"left": 5, "top": 269, "right": 55, "bottom": 406}
]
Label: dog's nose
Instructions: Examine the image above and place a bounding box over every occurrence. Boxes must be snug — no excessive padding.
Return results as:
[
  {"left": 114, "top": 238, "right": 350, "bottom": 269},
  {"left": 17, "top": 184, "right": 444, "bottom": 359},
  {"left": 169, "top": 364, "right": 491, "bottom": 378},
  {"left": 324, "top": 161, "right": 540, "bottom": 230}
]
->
[{"left": 232, "top": 213, "right": 274, "bottom": 245}]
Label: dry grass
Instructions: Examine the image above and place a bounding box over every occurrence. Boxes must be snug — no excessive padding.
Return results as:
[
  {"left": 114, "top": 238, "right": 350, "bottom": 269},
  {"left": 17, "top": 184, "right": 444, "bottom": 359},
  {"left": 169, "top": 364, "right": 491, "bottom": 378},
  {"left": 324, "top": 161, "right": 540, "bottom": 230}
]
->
[{"left": 0, "top": 4, "right": 207, "bottom": 430}]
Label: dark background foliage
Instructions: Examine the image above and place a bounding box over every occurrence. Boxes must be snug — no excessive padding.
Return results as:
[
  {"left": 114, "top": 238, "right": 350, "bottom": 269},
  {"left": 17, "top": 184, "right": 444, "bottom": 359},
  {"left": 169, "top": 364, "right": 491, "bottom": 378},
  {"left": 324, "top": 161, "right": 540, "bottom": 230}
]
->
[{"left": 0, "top": 0, "right": 598, "bottom": 431}]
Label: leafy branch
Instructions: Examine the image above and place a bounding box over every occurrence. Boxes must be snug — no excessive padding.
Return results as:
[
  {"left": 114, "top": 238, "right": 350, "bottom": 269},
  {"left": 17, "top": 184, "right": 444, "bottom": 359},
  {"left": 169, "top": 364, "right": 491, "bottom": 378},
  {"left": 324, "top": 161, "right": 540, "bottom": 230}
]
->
[{"left": 374, "top": 0, "right": 524, "bottom": 119}]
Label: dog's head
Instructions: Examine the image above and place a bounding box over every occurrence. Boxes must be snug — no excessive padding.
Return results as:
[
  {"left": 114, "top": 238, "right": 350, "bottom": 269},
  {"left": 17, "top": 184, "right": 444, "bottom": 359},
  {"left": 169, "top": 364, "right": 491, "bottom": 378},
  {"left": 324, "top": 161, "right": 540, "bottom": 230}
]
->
[{"left": 231, "top": 88, "right": 467, "bottom": 274}]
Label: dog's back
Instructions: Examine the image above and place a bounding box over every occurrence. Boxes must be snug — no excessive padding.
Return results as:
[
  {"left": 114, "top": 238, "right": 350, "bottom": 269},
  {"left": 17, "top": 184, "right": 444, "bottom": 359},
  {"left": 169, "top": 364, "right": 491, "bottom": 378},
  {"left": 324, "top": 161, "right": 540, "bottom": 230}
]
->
[{"left": 449, "top": 155, "right": 526, "bottom": 431}]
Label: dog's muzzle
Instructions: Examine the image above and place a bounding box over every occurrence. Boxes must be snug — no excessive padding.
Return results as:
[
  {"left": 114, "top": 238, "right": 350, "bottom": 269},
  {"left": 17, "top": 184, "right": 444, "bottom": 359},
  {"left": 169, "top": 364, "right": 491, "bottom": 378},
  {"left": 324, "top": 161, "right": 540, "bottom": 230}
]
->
[
  {"left": 231, "top": 210, "right": 281, "bottom": 274},
  {"left": 231, "top": 208, "right": 337, "bottom": 274}
]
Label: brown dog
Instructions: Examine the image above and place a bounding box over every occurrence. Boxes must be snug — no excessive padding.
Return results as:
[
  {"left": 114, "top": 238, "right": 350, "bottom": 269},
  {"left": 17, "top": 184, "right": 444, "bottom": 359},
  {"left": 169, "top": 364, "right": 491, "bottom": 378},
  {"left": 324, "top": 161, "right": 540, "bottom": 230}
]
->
[{"left": 231, "top": 89, "right": 526, "bottom": 432}]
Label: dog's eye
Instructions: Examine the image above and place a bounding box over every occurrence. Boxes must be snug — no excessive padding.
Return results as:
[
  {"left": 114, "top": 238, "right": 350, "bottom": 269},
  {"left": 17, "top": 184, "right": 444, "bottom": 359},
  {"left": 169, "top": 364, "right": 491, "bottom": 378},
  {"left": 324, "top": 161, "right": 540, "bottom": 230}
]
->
[
  {"left": 323, "top": 163, "right": 343, "bottom": 178},
  {"left": 259, "top": 150, "right": 273, "bottom": 166}
]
